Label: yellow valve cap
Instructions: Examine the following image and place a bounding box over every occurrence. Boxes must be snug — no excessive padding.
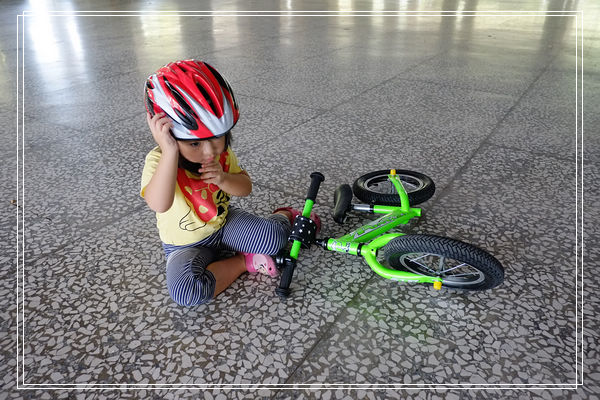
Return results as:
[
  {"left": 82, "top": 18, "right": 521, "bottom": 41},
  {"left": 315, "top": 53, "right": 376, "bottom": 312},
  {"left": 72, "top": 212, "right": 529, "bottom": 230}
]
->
[
  {"left": 390, "top": 169, "right": 397, "bottom": 175},
  {"left": 433, "top": 281, "right": 442, "bottom": 290}
]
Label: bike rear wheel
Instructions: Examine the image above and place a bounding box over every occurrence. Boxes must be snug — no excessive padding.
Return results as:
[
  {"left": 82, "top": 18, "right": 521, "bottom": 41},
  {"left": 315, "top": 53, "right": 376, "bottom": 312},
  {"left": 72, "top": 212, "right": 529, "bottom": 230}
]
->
[
  {"left": 383, "top": 234, "right": 504, "bottom": 291},
  {"left": 352, "top": 170, "right": 435, "bottom": 206}
]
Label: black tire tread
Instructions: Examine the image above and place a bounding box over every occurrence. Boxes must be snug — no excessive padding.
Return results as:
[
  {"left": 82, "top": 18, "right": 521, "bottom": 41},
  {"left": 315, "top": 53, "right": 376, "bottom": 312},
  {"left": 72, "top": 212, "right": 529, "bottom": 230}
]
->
[
  {"left": 383, "top": 234, "right": 504, "bottom": 291},
  {"left": 352, "top": 169, "right": 435, "bottom": 206}
]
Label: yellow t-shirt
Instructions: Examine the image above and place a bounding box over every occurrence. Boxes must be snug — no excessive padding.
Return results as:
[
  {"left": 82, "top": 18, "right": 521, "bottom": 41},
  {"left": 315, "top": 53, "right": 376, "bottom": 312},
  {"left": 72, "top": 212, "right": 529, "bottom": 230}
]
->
[{"left": 140, "top": 146, "right": 243, "bottom": 246}]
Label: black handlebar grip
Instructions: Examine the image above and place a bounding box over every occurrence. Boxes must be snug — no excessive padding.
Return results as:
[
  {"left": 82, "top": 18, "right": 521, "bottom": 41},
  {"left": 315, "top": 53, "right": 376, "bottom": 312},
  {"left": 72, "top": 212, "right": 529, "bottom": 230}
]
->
[
  {"left": 306, "top": 172, "right": 325, "bottom": 201},
  {"left": 275, "top": 258, "right": 296, "bottom": 299}
]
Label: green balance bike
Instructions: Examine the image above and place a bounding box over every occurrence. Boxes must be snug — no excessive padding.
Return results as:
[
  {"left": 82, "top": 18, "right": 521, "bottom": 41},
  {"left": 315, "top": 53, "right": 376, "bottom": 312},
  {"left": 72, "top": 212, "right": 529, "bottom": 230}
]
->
[{"left": 275, "top": 170, "right": 504, "bottom": 298}]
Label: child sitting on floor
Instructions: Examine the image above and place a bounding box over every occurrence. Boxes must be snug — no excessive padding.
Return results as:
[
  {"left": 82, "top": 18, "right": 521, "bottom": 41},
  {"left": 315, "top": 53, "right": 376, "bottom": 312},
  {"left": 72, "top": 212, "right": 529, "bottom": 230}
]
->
[{"left": 140, "top": 59, "right": 318, "bottom": 306}]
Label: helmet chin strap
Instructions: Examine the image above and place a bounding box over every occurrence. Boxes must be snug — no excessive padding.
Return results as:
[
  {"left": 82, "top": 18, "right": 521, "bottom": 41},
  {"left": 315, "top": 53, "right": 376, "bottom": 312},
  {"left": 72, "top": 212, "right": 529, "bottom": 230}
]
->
[{"left": 178, "top": 155, "right": 203, "bottom": 174}]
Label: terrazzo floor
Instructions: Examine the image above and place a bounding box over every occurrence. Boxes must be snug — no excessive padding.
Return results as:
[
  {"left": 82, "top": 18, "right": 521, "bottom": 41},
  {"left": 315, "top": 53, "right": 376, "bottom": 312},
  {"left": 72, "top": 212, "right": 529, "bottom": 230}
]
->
[{"left": 1, "top": 1, "right": 599, "bottom": 399}]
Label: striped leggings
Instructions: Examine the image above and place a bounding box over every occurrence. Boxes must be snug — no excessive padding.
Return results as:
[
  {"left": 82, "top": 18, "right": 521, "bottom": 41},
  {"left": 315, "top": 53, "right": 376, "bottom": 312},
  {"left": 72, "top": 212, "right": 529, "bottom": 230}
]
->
[{"left": 162, "top": 208, "right": 290, "bottom": 306}]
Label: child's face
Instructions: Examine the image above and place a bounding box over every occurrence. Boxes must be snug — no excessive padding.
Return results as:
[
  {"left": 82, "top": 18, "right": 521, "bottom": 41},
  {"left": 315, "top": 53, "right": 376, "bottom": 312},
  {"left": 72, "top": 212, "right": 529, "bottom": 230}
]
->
[{"left": 177, "top": 136, "right": 226, "bottom": 164}]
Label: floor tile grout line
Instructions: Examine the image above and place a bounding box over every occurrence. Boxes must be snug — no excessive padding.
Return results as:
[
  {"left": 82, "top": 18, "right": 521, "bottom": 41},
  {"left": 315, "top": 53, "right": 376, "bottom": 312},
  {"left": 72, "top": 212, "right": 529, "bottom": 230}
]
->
[
  {"left": 235, "top": 106, "right": 333, "bottom": 156},
  {"left": 19, "top": 176, "right": 334, "bottom": 268},
  {"left": 18, "top": 23, "right": 357, "bottom": 102},
  {"left": 202, "top": 27, "right": 366, "bottom": 89},
  {"left": 20, "top": 202, "right": 149, "bottom": 266},
  {"left": 17, "top": 115, "right": 324, "bottom": 266},
  {"left": 22, "top": 108, "right": 148, "bottom": 136},
  {"left": 274, "top": 274, "right": 378, "bottom": 394},
  {"left": 270, "top": 51, "right": 560, "bottom": 392},
  {"left": 14, "top": 52, "right": 560, "bottom": 267},
  {"left": 234, "top": 49, "right": 450, "bottom": 116},
  {"left": 15, "top": 106, "right": 150, "bottom": 264},
  {"left": 8, "top": 8, "right": 599, "bottom": 391},
  {"left": 323, "top": 50, "right": 452, "bottom": 113},
  {"left": 249, "top": 179, "right": 323, "bottom": 205},
  {"left": 488, "top": 142, "right": 579, "bottom": 164},
  {"left": 235, "top": 92, "right": 328, "bottom": 114},
  {"left": 388, "top": 47, "right": 570, "bottom": 99},
  {"left": 421, "top": 54, "right": 561, "bottom": 211},
  {"left": 391, "top": 75, "right": 527, "bottom": 98},
  {"left": 211, "top": 50, "right": 552, "bottom": 388},
  {"left": 233, "top": 53, "right": 450, "bottom": 156},
  {"left": 259, "top": 52, "right": 459, "bottom": 393}
]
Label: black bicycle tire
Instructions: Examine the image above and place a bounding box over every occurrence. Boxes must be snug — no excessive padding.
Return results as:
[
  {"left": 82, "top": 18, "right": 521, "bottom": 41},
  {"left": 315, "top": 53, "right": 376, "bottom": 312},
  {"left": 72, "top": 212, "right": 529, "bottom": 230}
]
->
[
  {"left": 383, "top": 234, "right": 504, "bottom": 291},
  {"left": 352, "top": 169, "right": 435, "bottom": 206}
]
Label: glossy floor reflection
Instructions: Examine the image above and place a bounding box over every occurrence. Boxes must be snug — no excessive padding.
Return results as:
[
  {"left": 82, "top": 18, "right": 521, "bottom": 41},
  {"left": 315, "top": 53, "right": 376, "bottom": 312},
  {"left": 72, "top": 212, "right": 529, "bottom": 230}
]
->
[{"left": 2, "top": 1, "right": 599, "bottom": 400}]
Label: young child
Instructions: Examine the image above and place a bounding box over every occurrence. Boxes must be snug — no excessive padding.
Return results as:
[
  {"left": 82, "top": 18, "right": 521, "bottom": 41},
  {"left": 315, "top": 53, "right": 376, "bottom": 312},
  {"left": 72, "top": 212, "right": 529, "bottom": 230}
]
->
[{"left": 141, "top": 60, "right": 318, "bottom": 306}]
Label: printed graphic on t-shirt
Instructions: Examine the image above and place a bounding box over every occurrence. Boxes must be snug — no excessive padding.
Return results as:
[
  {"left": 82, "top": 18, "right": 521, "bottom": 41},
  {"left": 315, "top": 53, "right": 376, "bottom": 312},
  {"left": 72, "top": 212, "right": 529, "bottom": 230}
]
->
[{"left": 176, "top": 152, "right": 231, "bottom": 230}]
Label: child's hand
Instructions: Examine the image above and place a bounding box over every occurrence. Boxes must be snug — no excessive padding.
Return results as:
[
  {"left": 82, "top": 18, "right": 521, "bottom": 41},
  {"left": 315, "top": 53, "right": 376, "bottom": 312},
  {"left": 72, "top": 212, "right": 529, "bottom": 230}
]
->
[
  {"left": 199, "top": 160, "right": 226, "bottom": 186},
  {"left": 147, "top": 112, "right": 178, "bottom": 153}
]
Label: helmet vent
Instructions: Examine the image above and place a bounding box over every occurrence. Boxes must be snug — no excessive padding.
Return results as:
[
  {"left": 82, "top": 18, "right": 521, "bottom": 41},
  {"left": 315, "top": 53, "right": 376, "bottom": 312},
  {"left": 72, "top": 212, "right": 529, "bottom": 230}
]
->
[
  {"left": 146, "top": 60, "right": 240, "bottom": 140},
  {"left": 174, "top": 108, "right": 198, "bottom": 130},
  {"left": 164, "top": 79, "right": 199, "bottom": 130},
  {"left": 205, "top": 63, "right": 237, "bottom": 110},
  {"left": 205, "top": 63, "right": 227, "bottom": 88},
  {"left": 145, "top": 93, "right": 155, "bottom": 116},
  {"left": 196, "top": 83, "right": 217, "bottom": 116}
]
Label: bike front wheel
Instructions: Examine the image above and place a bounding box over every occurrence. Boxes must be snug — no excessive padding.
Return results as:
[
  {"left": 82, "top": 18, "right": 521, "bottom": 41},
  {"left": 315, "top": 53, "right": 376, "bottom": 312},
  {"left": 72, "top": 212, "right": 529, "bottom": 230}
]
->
[
  {"left": 383, "top": 235, "right": 504, "bottom": 291},
  {"left": 352, "top": 169, "right": 435, "bottom": 206}
]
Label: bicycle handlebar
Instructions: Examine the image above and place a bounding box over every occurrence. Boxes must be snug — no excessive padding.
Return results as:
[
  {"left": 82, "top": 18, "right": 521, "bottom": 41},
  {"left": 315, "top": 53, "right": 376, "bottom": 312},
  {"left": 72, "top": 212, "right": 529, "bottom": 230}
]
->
[
  {"left": 275, "top": 172, "right": 324, "bottom": 299},
  {"left": 305, "top": 172, "right": 325, "bottom": 203}
]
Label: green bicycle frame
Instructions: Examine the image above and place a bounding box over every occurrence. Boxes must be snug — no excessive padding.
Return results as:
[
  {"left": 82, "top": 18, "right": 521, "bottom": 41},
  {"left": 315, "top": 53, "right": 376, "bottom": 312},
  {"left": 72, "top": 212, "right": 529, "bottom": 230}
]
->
[{"left": 324, "top": 172, "right": 442, "bottom": 286}]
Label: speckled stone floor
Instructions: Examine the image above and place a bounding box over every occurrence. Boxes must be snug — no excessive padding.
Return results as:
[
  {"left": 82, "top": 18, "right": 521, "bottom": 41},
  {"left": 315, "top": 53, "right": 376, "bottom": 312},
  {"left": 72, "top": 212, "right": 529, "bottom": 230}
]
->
[{"left": 1, "top": 1, "right": 599, "bottom": 399}]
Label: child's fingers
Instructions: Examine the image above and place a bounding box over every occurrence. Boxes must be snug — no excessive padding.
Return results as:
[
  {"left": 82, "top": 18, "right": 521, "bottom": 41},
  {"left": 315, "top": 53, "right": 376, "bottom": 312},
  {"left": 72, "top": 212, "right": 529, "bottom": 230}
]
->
[
  {"left": 150, "top": 114, "right": 171, "bottom": 135},
  {"left": 200, "top": 168, "right": 225, "bottom": 185},
  {"left": 199, "top": 164, "right": 221, "bottom": 175},
  {"left": 200, "top": 167, "right": 218, "bottom": 176},
  {"left": 150, "top": 112, "right": 167, "bottom": 127},
  {"left": 200, "top": 173, "right": 216, "bottom": 183},
  {"left": 148, "top": 113, "right": 177, "bottom": 150},
  {"left": 160, "top": 119, "right": 172, "bottom": 133},
  {"left": 148, "top": 113, "right": 159, "bottom": 128},
  {"left": 155, "top": 114, "right": 168, "bottom": 125}
]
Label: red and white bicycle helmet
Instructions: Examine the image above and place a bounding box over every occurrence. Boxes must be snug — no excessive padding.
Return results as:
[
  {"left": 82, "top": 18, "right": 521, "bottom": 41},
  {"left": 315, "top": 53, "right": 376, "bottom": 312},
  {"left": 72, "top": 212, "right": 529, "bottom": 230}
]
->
[{"left": 145, "top": 60, "right": 239, "bottom": 140}]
